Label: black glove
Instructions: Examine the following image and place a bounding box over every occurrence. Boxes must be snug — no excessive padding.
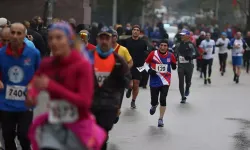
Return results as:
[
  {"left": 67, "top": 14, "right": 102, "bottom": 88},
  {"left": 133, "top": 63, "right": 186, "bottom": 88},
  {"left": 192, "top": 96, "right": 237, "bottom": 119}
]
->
[
  {"left": 184, "top": 56, "right": 192, "bottom": 61},
  {"left": 148, "top": 68, "right": 157, "bottom": 76},
  {"left": 203, "top": 52, "right": 207, "bottom": 55},
  {"left": 171, "top": 63, "right": 177, "bottom": 70}
]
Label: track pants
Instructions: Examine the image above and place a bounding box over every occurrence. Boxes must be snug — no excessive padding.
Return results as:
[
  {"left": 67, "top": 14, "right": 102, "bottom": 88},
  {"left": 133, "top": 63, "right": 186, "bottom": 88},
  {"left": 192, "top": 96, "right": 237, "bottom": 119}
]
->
[
  {"left": 2, "top": 110, "right": 33, "bottom": 150},
  {"left": 178, "top": 63, "right": 194, "bottom": 98},
  {"left": 92, "top": 108, "right": 117, "bottom": 150},
  {"left": 218, "top": 53, "right": 227, "bottom": 72},
  {"left": 202, "top": 59, "right": 213, "bottom": 79}
]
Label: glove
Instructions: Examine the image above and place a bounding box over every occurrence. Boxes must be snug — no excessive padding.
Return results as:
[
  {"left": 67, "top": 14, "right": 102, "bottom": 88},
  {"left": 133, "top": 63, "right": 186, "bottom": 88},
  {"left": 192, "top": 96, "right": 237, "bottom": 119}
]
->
[
  {"left": 203, "top": 52, "right": 207, "bottom": 55},
  {"left": 148, "top": 69, "right": 157, "bottom": 76},
  {"left": 171, "top": 63, "right": 177, "bottom": 70},
  {"left": 184, "top": 56, "right": 192, "bottom": 61}
]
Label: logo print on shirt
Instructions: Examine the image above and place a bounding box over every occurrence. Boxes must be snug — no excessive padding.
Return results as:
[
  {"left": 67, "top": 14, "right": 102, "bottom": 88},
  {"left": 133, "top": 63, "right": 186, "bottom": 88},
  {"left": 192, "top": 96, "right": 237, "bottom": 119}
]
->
[
  {"left": 24, "top": 58, "right": 31, "bottom": 66},
  {"left": 8, "top": 66, "right": 24, "bottom": 83}
]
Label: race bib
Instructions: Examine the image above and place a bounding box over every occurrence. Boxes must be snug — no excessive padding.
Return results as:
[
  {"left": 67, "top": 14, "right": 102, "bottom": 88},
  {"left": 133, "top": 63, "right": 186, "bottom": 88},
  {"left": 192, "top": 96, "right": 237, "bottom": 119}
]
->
[
  {"left": 5, "top": 85, "right": 26, "bottom": 101},
  {"left": 179, "top": 56, "right": 189, "bottom": 63},
  {"left": 155, "top": 64, "right": 168, "bottom": 73},
  {"left": 95, "top": 72, "right": 110, "bottom": 86},
  {"left": 48, "top": 100, "right": 79, "bottom": 124}
]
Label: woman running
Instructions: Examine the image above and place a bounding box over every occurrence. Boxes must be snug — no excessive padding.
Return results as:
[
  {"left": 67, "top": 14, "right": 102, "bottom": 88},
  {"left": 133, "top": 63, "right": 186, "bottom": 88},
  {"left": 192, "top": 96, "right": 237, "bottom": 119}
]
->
[{"left": 25, "top": 22, "right": 106, "bottom": 150}]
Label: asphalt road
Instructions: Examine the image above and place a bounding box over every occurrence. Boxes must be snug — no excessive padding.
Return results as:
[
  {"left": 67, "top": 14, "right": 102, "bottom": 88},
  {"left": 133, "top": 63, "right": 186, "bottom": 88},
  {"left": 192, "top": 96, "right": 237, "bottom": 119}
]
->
[{"left": 32, "top": 52, "right": 250, "bottom": 150}]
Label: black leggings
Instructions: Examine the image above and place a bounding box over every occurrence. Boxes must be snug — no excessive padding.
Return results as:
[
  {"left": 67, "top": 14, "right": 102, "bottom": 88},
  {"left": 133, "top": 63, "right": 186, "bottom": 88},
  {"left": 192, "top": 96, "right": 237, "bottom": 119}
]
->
[
  {"left": 218, "top": 53, "right": 228, "bottom": 72},
  {"left": 202, "top": 59, "right": 213, "bottom": 79},
  {"left": 150, "top": 85, "right": 169, "bottom": 107},
  {"left": 2, "top": 110, "right": 33, "bottom": 150}
]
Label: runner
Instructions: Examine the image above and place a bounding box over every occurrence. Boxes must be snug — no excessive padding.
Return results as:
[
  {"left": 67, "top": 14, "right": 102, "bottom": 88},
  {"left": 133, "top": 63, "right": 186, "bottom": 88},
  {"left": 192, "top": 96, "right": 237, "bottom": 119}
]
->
[
  {"left": 200, "top": 33, "right": 215, "bottom": 84},
  {"left": 79, "top": 30, "right": 96, "bottom": 51},
  {"left": 216, "top": 32, "right": 230, "bottom": 76},
  {"left": 91, "top": 28, "right": 131, "bottom": 150},
  {"left": 0, "top": 23, "right": 40, "bottom": 150},
  {"left": 123, "top": 25, "right": 148, "bottom": 109},
  {"left": 144, "top": 40, "right": 176, "bottom": 127},
  {"left": 0, "top": 27, "right": 10, "bottom": 48},
  {"left": 26, "top": 22, "right": 106, "bottom": 150},
  {"left": 174, "top": 29, "right": 199, "bottom": 103},
  {"left": 196, "top": 31, "right": 206, "bottom": 77},
  {"left": 111, "top": 29, "right": 133, "bottom": 124},
  {"left": 229, "top": 32, "right": 246, "bottom": 83},
  {"left": 243, "top": 31, "right": 250, "bottom": 73}
]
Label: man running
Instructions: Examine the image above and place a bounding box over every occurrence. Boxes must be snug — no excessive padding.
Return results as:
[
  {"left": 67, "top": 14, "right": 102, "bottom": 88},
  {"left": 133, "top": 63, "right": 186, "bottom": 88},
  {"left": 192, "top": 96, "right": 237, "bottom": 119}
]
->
[
  {"left": 216, "top": 32, "right": 230, "bottom": 76},
  {"left": 124, "top": 25, "right": 148, "bottom": 109},
  {"left": 0, "top": 27, "right": 10, "bottom": 48},
  {"left": 0, "top": 23, "right": 40, "bottom": 150},
  {"left": 174, "top": 29, "right": 199, "bottom": 103},
  {"left": 111, "top": 29, "right": 133, "bottom": 123},
  {"left": 91, "top": 28, "right": 131, "bottom": 150},
  {"left": 243, "top": 31, "right": 250, "bottom": 73},
  {"left": 144, "top": 40, "right": 176, "bottom": 127},
  {"left": 79, "top": 30, "right": 96, "bottom": 51},
  {"left": 229, "top": 32, "right": 246, "bottom": 83},
  {"left": 200, "top": 33, "right": 215, "bottom": 84}
]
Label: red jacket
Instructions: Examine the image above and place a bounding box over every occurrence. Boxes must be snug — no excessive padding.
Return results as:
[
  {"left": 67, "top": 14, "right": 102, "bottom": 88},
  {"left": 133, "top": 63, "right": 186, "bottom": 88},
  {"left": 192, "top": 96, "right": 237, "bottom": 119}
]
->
[
  {"left": 86, "top": 43, "right": 96, "bottom": 51},
  {"left": 29, "top": 50, "right": 93, "bottom": 119}
]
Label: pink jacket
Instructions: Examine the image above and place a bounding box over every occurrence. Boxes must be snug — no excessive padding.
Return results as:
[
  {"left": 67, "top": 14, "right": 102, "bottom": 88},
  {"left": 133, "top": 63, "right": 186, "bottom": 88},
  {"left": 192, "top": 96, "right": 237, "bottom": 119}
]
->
[{"left": 28, "top": 50, "right": 106, "bottom": 150}]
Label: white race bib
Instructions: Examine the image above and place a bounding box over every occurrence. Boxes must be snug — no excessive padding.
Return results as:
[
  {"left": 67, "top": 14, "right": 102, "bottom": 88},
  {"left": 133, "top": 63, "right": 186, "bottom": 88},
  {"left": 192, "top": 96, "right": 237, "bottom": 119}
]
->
[
  {"left": 5, "top": 85, "right": 26, "bottom": 101},
  {"left": 179, "top": 56, "right": 189, "bottom": 63},
  {"left": 95, "top": 72, "right": 110, "bottom": 86},
  {"left": 48, "top": 100, "right": 79, "bottom": 124},
  {"left": 155, "top": 64, "right": 168, "bottom": 73}
]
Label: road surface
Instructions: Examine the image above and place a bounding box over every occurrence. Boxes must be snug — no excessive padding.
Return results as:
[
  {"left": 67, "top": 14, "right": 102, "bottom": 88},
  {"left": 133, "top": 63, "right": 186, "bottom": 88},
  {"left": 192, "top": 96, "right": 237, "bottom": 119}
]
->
[{"left": 33, "top": 53, "right": 250, "bottom": 150}]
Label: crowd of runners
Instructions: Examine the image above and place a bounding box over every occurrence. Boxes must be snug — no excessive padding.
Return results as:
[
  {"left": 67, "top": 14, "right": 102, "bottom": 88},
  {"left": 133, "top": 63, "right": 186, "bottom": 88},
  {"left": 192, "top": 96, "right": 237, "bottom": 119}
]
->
[{"left": 0, "top": 16, "right": 249, "bottom": 150}]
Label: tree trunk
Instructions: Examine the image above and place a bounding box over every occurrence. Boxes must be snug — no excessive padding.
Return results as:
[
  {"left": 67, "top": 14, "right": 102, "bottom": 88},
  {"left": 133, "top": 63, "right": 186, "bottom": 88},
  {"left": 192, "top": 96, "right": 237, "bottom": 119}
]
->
[{"left": 246, "top": 0, "right": 250, "bottom": 31}]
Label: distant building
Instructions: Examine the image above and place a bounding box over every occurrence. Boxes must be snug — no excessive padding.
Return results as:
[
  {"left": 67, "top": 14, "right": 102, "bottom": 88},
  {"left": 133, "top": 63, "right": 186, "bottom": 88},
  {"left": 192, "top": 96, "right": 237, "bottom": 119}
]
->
[{"left": 0, "top": 0, "right": 91, "bottom": 25}]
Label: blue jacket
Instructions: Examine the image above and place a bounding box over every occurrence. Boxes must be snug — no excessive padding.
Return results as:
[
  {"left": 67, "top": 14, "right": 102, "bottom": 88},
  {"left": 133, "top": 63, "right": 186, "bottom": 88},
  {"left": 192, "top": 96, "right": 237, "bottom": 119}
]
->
[
  {"left": 0, "top": 45, "right": 40, "bottom": 111},
  {"left": 24, "top": 37, "right": 36, "bottom": 48}
]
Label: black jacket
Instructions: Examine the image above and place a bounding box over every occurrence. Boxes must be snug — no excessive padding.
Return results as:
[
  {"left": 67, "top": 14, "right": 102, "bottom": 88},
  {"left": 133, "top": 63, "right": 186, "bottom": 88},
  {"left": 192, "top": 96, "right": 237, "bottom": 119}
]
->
[
  {"left": 91, "top": 51, "right": 132, "bottom": 110},
  {"left": 27, "top": 29, "right": 47, "bottom": 57},
  {"left": 174, "top": 41, "right": 199, "bottom": 64}
]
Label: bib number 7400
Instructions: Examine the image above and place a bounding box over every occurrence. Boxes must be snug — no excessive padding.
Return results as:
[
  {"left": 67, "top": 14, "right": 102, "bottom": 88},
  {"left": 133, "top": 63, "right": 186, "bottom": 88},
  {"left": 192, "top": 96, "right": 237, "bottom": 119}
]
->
[{"left": 5, "top": 85, "right": 26, "bottom": 101}]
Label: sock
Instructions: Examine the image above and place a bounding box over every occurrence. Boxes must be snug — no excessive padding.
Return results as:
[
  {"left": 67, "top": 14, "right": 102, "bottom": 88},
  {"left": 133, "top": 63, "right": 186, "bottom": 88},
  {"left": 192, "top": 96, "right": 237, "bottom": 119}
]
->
[{"left": 132, "top": 99, "right": 135, "bottom": 102}]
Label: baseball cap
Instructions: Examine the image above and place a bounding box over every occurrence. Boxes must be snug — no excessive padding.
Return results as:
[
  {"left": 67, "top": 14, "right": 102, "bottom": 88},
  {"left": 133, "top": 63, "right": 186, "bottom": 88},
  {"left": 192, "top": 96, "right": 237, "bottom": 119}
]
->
[
  {"left": 98, "top": 26, "right": 112, "bottom": 36},
  {"left": 221, "top": 32, "right": 227, "bottom": 36},
  {"left": 111, "top": 29, "right": 118, "bottom": 36},
  {"left": 180, "top": 29, "right": 190, "bottom": 36},
  {"left": 0, "top": 18, "right": 7, "bottom": 27}
]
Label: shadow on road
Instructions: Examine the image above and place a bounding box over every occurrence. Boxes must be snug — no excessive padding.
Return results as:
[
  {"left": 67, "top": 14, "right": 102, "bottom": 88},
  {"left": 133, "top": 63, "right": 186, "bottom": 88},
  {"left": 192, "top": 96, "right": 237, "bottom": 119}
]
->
[{"left": 226, "top": 118, "right": 250, "bottom": 150}]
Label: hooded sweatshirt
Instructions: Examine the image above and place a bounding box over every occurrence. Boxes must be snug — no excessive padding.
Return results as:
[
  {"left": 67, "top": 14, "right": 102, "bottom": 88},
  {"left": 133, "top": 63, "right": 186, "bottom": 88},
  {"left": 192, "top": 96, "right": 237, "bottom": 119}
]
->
[{"left": 29, "top": 50, "right": 93, "bottom": 119}]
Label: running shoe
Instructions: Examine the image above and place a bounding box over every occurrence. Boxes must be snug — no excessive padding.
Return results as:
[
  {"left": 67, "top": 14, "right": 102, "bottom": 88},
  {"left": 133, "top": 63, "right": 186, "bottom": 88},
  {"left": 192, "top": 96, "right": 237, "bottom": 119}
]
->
[
  {"left": 207, "top": 78, "right": 211, "bottom": 84},
  {"left": 131, "top": 101, "right": 136, "bottom": 109},
  {"left": 236, "top": 76, "right": 239, "bottom": 84},
  {"left": 233, "top": 74, "right": 237, "bottom": 82},
  {"left": 158, "top": 119, "right": 164, "bottom": 127},
  {"left": 126, "top": 89, "right": 132, "bottom": 98},
  {"left": 185, "top": 89, "right": 190, "bottom": 97},
  {"left": 150, "top": 105, "right": 158, "bottom": 115},
  {"left": 204, "top": 79, "right": 207, "bottom": 85},
  {"left": 180, "top": 97, "right": 187, "bottom": 104}
]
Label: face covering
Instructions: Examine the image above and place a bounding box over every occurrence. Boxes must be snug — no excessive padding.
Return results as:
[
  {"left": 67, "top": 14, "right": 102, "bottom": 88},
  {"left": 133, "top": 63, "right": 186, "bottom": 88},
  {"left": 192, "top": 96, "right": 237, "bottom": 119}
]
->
[{"left": 96, "top": 45, "right": 114, "bottom": 58}]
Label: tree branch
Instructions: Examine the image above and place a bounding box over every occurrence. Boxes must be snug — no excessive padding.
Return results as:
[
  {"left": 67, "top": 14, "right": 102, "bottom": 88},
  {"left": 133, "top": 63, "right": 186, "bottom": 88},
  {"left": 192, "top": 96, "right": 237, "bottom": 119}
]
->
[{"left": 237, "top": 0, "right": 249, "bottom": 16}]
